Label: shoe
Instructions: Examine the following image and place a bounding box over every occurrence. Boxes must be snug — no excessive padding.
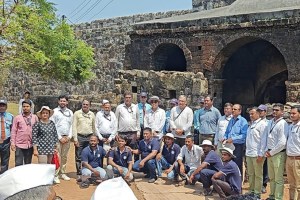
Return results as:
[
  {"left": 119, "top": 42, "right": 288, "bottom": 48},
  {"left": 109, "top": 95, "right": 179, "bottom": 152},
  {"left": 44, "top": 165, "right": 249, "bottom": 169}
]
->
[
  {"left": 54, "top": 176, "right": 60, "bottom": 184},
  {"left": 148, "top": 178, "right": 156, "bottom": 183},
  {"left": 261, "top": 186, "right": 267, "bottom": 194},
  {"left": 80, "top": 181, "right": 90, "bottom": 189},
  {"left": 61, "top": 174, "right": 71, "bottom": 181},
  {"left": 144, "top": 174, "right": 150, "bottom": 178}
]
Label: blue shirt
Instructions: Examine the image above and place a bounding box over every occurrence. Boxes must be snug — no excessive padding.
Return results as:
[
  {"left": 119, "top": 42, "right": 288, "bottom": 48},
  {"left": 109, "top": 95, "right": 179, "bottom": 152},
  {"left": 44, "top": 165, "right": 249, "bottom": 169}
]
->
[
  {"left": 220, "top": 160, "right": 242, "bottom": 194},
  {"left": 224, "top": 115, "right": 248, "bottom": 144},
  {"left": 0, "top": 112, "right": 13, "bottom": 139},
  {"left": 138, "top": 138, "right": 160, "bottom": 159},
  {"left": 162, "top": 143, "right": 181, "bottom": 164},
  {"left": 203, "top": 150, "right": 223, "bottom": 171},
  {"left": 163, "top": 110, "right": 171, "bottom": 133},
  {"left": 194, "top": 106, "right": 221, "bottom": 135},
  {"left": 109, "top": 147, "right": 133, "bottom": 168},
  {"left": 138, "top": 103, "right": 151, "bottom": 127},
  {"left": 81, "top": 145, "right": 106, "bottom": 168}
]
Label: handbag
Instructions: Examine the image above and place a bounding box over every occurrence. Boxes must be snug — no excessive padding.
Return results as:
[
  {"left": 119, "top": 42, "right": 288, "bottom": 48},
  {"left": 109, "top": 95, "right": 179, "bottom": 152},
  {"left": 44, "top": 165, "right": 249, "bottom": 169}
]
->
[{"left": 51, "top": 152, "right": 60, "bottom": 170}]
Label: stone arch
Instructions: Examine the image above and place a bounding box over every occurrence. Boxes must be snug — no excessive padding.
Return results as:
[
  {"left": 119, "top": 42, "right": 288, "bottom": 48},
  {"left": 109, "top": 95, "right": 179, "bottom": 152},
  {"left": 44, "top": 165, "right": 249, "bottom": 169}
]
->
[{"left": 149, "top": 38, "right": 192, "bottom": 71}]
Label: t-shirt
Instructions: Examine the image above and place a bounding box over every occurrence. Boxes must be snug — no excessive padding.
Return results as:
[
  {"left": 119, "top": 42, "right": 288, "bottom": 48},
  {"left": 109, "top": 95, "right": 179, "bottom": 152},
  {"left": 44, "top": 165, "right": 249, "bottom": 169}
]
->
[
  {"left": 81, "top": 145, "right": 106, "bottom": 168},
  {"left": 138, "top": 138, "right": 160, "bottom": 159},
  {"left": 203, "top": 150, "right": 223, "bottom": 171},
  {"left": 109, "top": 147, "right": 133, "bottom": 168},
  {"left": 162, "top": 143, "right": 181, "bottom": 164},
  {"left": 220, "top": 160, "right": 242, "bottom": 193}
]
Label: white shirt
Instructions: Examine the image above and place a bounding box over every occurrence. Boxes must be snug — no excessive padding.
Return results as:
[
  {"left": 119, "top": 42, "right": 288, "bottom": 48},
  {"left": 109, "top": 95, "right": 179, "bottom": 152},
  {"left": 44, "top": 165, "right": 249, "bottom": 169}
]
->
[
  {"left": 170, "top": 106, "right": 193, "bottom": 138},
  {"left": 261, "top": 117, "right": 288, "bottom": 156},
  {"left": 177, "top": 145, "right": 204, "bottom": 170},
  {"left": 214, "top": 115, "right": 232, "bottom": 146},
  {"left": 50, "top": 107, "right": 73, "bottom": 139},
  {"left": 246, "top": 118, "right": 268, "bottom": 157},
  {"left": 115, "top": 103, "right": 140, "bottom": 133},
  {"left": 144, "top": 108, "right": 166, "bottom": 138},
  {"left": 95, "top": 111, "right": 117, "bottom": 141},
  {"left": 287, "top": 121, "right": 300, "bottom": 156}
]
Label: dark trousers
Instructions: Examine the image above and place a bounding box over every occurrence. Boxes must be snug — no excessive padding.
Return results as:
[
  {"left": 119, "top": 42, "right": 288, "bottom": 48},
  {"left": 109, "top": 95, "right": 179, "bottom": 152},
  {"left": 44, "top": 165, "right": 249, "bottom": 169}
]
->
[
  {"left": 0, "top": 138, "right": 10, "bottom": 174},
  {"left": 15, "top": 146, "right": 33, "bottom": 166},
  {"left": 99, "top": 134, "right": 115, "bottom": 147},
  {"left": 76, "top": 134, "right": 92, "bottom": 175},
  {"left": 133, "top": 159, "right": 157, "bottom": 179},
  {"left": 212, "top": 179, "right": 239, "bottom": 198},
  {"left": 263, "top": 158, "right": 269, "bottom": 187},
  {"left": 174, "top": 161, "right": 191, "bottom": 178},
  {"left": 174, "top": 137, "right": 186, "bottom": 147},
  {"left": 200, "top": 168, "right": 218, "bottom": 189},
  {"left": 233, "top": 143, "right": 245, "bottom": 181},
  {"left": 199, "top": 134, "right": 215, "bottom": 145}
]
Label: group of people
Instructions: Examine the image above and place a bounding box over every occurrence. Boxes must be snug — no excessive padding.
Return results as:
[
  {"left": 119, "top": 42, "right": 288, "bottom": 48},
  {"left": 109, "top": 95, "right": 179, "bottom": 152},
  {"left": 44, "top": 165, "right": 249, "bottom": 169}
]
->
[{"left": 0, "top": 90, "right": 299, "bottom": 200}]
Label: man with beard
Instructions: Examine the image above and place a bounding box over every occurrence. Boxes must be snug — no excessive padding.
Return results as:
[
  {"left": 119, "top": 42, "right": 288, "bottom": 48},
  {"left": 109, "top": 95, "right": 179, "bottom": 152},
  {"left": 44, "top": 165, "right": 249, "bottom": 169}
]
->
[
  {"left": 190, "top": 140, "right": 223, "bottom": 195},
  {"left": 11, "top": 100, "right": 38, "bottom": 167},
  {"left": 73, "top": 99, "right": 96, "bottom": 178},
  {"left": 50, "top": 95, "right": 73, "bottom": 183}
]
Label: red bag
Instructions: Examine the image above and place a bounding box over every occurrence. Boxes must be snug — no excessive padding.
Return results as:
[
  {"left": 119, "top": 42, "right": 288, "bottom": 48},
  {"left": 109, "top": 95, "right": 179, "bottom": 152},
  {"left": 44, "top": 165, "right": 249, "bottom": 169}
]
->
[{"left": 51, "top": 152, "right": 60, "bottom": 170}]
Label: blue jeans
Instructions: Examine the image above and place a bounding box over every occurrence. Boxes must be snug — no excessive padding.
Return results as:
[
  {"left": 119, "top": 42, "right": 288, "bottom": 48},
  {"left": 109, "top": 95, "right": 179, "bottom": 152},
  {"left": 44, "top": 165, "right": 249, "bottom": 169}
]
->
[
  {"left": 200, "top": 168, "right": 217, "bottom": 189},
  {"left": 156, "top": 157, "right": 176, "bottom": 179},
  {"left": 112, "top": 166, "right": 133, "bottom": 181},
  {"left": 133, "top": 159, "right": 156, "bottom": 179},
  {"left": 0, "top": 138, "right": 10, "bottom": 174},
  {"left": 82, "top": 167, "right": 106, "bottom": 179}
]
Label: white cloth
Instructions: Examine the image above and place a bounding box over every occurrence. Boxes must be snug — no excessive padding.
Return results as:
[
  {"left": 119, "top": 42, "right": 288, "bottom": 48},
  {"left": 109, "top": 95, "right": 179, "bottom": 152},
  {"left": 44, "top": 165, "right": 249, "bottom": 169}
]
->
[
  {"left": 95, "top": 110, "right": 117, "bottom": 141},
  {"left": 144, "top": 108, "right": 166, "bottom": 138},
  {"left": 115, "top": 103, "right": 140, "bottom": 132},
  {"left": 287, "top": 121, "right": 300, "bottom": 156},
  {"left": 246, "top": 118, "right": 268, "bottom": 157},
  {"left": 0, "top": 164, "right": 55, "bottom": 200},
  {"left": 177, "top": 145, "right": 204, "bottom": 170},
  {"left": 90, "top": 177, "right": 137, "bottom": 200},
  {"left": 261, "top": 117, "right": 288, "bottom": 156},
  {"left": 50, "top": 107, "right": 73, "bottom": 139},
  {"left": 170, "top": 106, "right": 193, "bottom": 138},
  {"left": 214, "top": 115, "right": 232, "bottom": 145}
]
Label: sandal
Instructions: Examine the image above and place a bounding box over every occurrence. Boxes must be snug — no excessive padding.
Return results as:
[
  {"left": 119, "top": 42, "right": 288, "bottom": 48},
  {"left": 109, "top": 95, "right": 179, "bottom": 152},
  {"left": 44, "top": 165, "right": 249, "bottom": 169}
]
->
[{"left": 80, "top": 181, "right": 90, "bottom": 189}]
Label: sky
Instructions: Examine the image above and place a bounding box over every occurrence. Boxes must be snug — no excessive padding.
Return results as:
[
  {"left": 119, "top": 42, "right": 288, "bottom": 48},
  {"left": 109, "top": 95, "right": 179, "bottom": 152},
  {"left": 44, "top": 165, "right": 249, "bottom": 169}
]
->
[{"left": 50, "top": 0, "right": 192, "bottom": 24}]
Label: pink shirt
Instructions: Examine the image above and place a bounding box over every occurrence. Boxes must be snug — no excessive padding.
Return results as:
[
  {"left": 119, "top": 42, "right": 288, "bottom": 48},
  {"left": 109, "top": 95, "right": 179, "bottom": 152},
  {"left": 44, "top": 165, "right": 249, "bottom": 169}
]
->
[{"left": 11, "top": 114, "right": 39, "bottom": 149}]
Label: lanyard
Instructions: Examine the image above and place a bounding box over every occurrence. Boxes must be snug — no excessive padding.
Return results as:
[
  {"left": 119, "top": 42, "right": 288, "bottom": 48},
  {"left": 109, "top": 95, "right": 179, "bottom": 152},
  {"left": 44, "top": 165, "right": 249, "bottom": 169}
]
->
[{"left": 269, "top": 118, "right": 283, "bottom": 134}]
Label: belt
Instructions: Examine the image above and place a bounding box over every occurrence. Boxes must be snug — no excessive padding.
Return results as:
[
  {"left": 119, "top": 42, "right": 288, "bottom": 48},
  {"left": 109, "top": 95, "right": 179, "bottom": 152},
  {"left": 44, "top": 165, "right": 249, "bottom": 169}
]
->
[
  {"left": 78, "top": 133, "right": 93, "bottom": 138},
  {"left": 268, "top": 149, "right": 286, "bottom": 152},
  {"left": 119, "top": 131, "right": 137, "bottom": 135},
  {"left": 288, "top": 156, "right": 300, "bottom": 160}
]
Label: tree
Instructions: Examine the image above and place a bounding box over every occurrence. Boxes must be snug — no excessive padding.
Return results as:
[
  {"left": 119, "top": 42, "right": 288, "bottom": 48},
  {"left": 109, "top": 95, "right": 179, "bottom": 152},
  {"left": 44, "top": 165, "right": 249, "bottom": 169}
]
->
[{"left": 0, "top": 0, "right": 96, "bottom": 83}]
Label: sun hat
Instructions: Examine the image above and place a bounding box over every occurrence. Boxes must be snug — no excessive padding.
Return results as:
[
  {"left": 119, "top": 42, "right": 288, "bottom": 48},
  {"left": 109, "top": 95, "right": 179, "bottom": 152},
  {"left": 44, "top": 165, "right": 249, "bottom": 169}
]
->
[
  {"left": 36, "top": 106, "right": 54, "bottom": 118},
  {"left": 219, "top": 147, "right": 236, "bottom": 158}
]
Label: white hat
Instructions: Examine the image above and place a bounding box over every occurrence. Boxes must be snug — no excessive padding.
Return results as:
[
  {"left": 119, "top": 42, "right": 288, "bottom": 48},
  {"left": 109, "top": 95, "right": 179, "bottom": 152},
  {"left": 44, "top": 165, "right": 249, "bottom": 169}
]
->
[
  {"left": 102, "top": 99, "right": 109, "bottom": 104},
  {"left": 163, "top": 133, "right": 175, "bottom": 139},
  {"left": 200, "top": 140, "right": 214, "bottom": 147},
  {"left": 219, "top": 147, "right": 236, "bottom": 158},
  {"left": 0, "top": 164, "right": 55, "bottom": 200},
  {"left": 36, "top": 106, "right": 54, "bottom": 118}
]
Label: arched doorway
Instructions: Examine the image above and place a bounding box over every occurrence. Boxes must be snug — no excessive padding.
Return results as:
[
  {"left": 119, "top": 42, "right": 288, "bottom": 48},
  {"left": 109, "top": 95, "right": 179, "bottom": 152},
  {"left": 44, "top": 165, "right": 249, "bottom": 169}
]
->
[
  {"left": 218, "top": 38, "right": 287, "bottom": 115},
  {"left": 152, "top": 43, "right": 187, "bottom": 71}
]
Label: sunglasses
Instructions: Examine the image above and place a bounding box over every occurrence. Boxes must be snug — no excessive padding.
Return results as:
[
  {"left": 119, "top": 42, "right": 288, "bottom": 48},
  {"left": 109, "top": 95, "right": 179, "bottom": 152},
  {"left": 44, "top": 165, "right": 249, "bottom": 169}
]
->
[
  {"left": 273, "top": 109, "right": 280, "bottom": 111},
  {"left": 150, "top": 101, "right": 158, "bottom": 104}
]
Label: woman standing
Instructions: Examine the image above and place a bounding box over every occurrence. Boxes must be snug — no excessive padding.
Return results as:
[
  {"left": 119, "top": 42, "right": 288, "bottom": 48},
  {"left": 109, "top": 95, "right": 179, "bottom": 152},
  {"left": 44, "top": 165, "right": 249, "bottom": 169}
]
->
[{"left": 32, "top": 106, "right": 58, "bottom": 164}]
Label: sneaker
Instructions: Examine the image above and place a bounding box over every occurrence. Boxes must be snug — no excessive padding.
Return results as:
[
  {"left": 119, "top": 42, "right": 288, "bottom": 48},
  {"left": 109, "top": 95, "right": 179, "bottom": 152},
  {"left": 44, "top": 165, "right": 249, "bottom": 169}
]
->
[
  {"left": 54, "top": 176, "right": 60, "bottom": 184},
  {"left": 61, "top": 174, "right": 71, "bottom": 181},
  {"left": 261, "top": 186, "right": 267, "bottom": 194},
  {"left": 148, "top": 178, "right": 157, "bottom": 183}
]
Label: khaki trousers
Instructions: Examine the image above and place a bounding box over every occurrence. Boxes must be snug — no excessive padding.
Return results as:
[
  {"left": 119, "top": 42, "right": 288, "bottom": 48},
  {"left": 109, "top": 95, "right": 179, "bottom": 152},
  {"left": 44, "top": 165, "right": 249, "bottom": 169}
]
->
[
  {"left": 246, "top": 156, "right": 265, "bottom": 195},
  {"left": 56, "top": 140, "right": 70, "bottom": 175},
  {"left": 286, "top": 156, "right": 300, "bottom": 200}
]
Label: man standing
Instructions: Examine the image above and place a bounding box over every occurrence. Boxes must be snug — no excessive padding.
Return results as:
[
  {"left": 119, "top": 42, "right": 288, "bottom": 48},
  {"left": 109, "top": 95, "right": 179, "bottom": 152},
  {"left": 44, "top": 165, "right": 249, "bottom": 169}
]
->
[
  {"left": 95, "top": 100, "right": 117, "bottom": 148},
  {"left": 144, "top": 96, "right": 166, "bottom": 140},
  {"left": 245, "top": 107, "right": 268, "bottom": 199},
  {"left": 193, "top": 97, "right": 204, "bottom": 145},
  {"left": 262, "top": 103, "right": 288, "bottom": 200},
  {"left": 163, "top": 99, "right": 177, "bottom": 134},
  {"left": 223, "top": 104, "right": 248, "bottom": 179},
  {"left": 214, "top": 103, "right": 233, "bottom": 152},
  {"left": 73, "top": 99, "right": 96, "bottom": 178},
  {"left": 170, "top": 95, "right": 193, "bottom": 147},
  {"left": 0, "top": 99, "right": 13, "bottom": 173},
  {"left": 50, "top": 95, "right": 73, "bottom": 183},
  {"left": 212, "top": 147, "right": 242, "bottom": 199},
  {"left": 11, "top": 100, "right": 37, "bottom": 167},
  {"left": 18, "top": 91, "right": 34, "bottom": 114},
  {"left": 137, "top": 92, "right": 151, "bottom": 140},
  {"left": 115, "top": 91, "right": 140, "bottom": 150},
  {"left": 132, "top": 127, "right": 160, "bottom": 183},
  {"left": 286, "top": 106, "right": 300, "bottom": 200},
  {"left": 194, "top": 95, "right": 221, "bottom": 144}
]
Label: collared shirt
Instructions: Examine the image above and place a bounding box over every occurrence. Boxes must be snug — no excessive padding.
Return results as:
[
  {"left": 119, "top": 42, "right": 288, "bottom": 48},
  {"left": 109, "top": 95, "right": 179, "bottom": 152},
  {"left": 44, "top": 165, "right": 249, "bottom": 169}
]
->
[
  {"left": 137, "top": 102, "right": 151, "bottom": 127},
  {"left": 95, "top": 111, "right": 117, "bottom": 141},
  {"left": 144, "top": 108, "right": 166, "bottom": 138},
  {"left": 287, "top": 121, "right": 300, "bottom": 156},
  {"left": 161, "top": 143, "right": 181, "bottom": 164},
  {"left": 81, "top": 145, "right": 106, "bottom": 168},
  {"left": 138, "top": 138, "right": 160, "bottom": 159},
  {"left": 224, "top": 115, "right": 248, "bottom": 144},
  {"left": 170, "top": 106, "right": 194, "bottom": 138},
  {"left": 203, "top": 150, "right": 223, "bottom": 171},
  {"left": 261, "top": 117, "right": 288, "bottom": 156},
  {"left": 220, "top": 160, "right": 242, "bottom": 194},
  {"left": 177, "top": 145, "right": 204, "bottom": 170},
  {"left": 1, "top": 112, "right": 14, "bottom": 140},
  {"left": 163, "top": 110, "right": 171, "bottom": 133},
  {"left": 72, "top": 109, "right": 95, "bottom": 142},
  {"left": 50, "top": 107, "right": 73, "bottom": 140},
  {"left": 245, "top": 118, "right": 268, "bottom": 157},
  {"left": 194, "top": 106, "right": 221, "bottom": 135},
  {"left": 214, "top": 115, "right": 232, "bottom": 145},
  {"left": 11, "top": 113, "right": 38, "bottom": 149},
  {"left": 18, "top": 99, "right": 34, "bottom": 114},
  {"left": 109, "top": 147, "right": 133, "bottom": 168},
  {"left": 115, "top": 103, "right": 140, "bottom": 132}
]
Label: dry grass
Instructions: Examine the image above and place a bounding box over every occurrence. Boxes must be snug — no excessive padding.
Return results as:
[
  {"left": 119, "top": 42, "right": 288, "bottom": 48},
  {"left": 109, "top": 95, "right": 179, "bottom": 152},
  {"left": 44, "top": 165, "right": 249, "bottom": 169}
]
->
[{"left": 7, "top": 103, "right": 19, "bottom": 116}]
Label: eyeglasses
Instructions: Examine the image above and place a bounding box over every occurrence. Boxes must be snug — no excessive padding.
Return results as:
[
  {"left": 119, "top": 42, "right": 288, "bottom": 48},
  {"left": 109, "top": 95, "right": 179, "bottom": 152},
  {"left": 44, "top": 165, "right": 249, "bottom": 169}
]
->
[
  {"left": 273, "top": 109, "right": 280, "bottom": 112},
  {"left": 150, "top": 101, "right": 158, "bottom": 104},
  {"left": 232, "top": 108, "right": 239, "bottom": 111},
  {"left": 141, "top": 96, "right": 147, "bottom": 98}
]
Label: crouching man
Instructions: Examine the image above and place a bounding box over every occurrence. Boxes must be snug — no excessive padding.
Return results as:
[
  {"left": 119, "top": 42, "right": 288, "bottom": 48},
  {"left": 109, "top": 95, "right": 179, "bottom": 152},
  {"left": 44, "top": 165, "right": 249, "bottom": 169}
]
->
[{"left": 108, "top": 135, "right": 133, "bottom": 182}]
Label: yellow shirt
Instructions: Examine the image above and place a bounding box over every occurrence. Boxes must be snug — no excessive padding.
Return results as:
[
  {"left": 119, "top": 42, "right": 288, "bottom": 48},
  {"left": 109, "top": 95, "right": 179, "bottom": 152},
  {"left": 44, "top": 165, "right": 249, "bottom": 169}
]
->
[{"left": 72, "top": 109, "right": 95, "bottom": 142}]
